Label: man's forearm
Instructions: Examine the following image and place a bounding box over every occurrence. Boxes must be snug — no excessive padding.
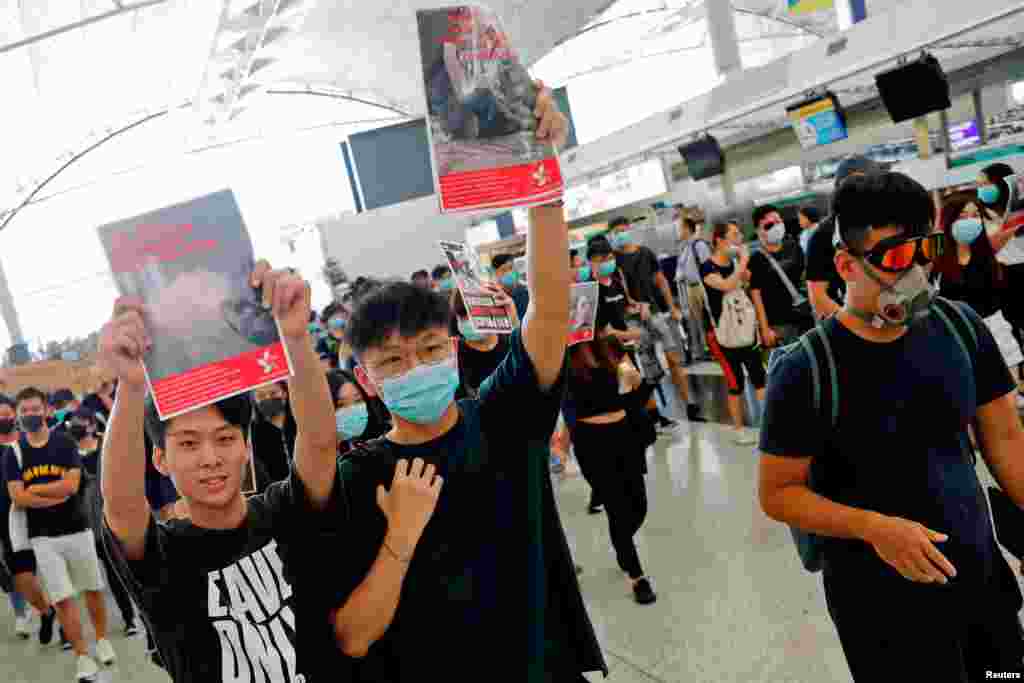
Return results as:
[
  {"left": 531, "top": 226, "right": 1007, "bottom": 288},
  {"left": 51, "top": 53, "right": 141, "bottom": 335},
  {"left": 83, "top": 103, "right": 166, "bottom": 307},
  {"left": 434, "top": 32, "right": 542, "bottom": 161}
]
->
[
  {"left": 762, "top": 484, "right": 880, "bottom": 543},
  {"left": 30, "top": 480, "right": 75, "bottom": 499},
  {"left": 332, "top": 538, "right": 411, "bottom": 658},
  {"left": 14, "top": 491, "right": 67, "bottom": 509},
  {"left": 655, "top": 273, "right": 676, "bottom": 311},
  {"left": 101, "top": 382, "right": 150, "bottom": 558},
  {"left": 284, "top": 330, "right": 339, "bottom": 509},
  {"left": 750, "top": 290, "right": 771, "bottom": 334},
  {"left": 523, "top": 204, "right": 570, "bottom": 389},
  {"left": 983, "top": 435, "right": 1024, "bottom": 511}
]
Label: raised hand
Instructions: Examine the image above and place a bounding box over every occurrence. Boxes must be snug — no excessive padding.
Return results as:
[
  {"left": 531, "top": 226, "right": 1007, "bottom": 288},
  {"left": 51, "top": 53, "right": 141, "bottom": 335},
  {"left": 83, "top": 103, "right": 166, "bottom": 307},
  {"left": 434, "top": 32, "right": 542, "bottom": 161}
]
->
[
  {"left": 376, "top": 458, "right": 443, "bottom": 560},
  {"left": 97, "top": 297, "right": 150, "bottom": 390},
  {"left": 533, "top": 80, "right": 568, "bottom": 150},
  {"left": 251, "top": 261, "right": 311, "bottom": 340}
]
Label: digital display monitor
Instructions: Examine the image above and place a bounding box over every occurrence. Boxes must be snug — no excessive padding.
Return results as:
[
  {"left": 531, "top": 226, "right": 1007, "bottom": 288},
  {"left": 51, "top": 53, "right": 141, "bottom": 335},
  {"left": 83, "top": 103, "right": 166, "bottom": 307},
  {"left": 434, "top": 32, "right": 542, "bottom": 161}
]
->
[
  {"left": 678, "top": 135, "right": 724, "bottom": 181},
  {"left": 949, "top": 120, "right": 981, "bottom": 151},
  {"left": 786, "top": 92, "right": 849, "bottom": 149}
]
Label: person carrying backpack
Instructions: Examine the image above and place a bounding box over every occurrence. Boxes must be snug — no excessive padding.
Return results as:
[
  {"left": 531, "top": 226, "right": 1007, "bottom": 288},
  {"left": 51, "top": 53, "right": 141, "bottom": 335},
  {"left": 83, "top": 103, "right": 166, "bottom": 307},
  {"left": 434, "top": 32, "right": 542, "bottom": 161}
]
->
[
  {"left": 676, "top": 216, "right": 712, "bottom": 361},
  {"left": 699, "top": 221, "right": 765, "bottom": 445},
  {"left": 758, "top": 172, "right": 1024, "bottom": 683}
]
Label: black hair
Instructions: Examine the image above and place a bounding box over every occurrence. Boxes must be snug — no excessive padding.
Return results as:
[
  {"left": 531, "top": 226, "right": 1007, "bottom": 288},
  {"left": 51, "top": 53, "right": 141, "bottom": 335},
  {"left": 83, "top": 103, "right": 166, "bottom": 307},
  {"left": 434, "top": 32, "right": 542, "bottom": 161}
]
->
[
  {"left": 15, "top": 387, "right": 48, "bottom": 408},
  {"left": 982, "top": 162, "right": 1015, "bottom": 213},
  {"left": 144, "top": 393, "right": 253, "bottom": 450},
  {"left": 491, "top": 254, "right": 515, "bottom": 271},
  {"left": 50, "top": 388, "right": 75, "bottom": 406},
  {"left": 71, "top": 407, "right": 97, "bottom": 426},
  {"left": 431, "top": 264, "right": 451, "bottom": 280},
  {"left": 0, "top": 395, "right": 15, "bottom": 411},
  {"left": 682, "top": 218, "right": 698, "bottom": 232},
  {"left": 346, "top": 281, "right": 452, "bottom": 356},
  {"left": 411, "top": 269, "right": 430, "bottom": 281},
  {"left": 752, "top": 204, "right": 782, "bottom": 227},
  {"left": 832, "top": 172, "right": 934, "bottom": 252},
  {"left": 321, "top": 301, "right": 345, "bottom": 323},
  {"left": 587, "top": 235, "right": 614, "bottom": 259},
  {"left": 609, "top": 217, "right": 629, "bottom": 230},
  {"left": 799, "top": 206, "right": 821, "bottom": 224}
]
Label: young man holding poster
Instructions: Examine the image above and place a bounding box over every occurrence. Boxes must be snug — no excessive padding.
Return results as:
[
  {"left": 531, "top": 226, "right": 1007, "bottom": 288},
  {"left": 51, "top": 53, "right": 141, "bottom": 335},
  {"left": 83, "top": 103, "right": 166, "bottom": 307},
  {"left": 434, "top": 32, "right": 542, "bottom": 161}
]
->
[
  {"left": 97, "top": 264, "right": 425, "bottom": 683},
  {"left": 297, "top": 88, "right": 606, "bottom": 682}
]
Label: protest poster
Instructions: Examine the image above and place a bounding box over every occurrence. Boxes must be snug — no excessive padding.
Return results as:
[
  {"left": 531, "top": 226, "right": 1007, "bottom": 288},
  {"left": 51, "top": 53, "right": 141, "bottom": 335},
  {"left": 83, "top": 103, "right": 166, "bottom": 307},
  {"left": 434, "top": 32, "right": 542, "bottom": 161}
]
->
[
  {"left": 439, "top": 240, "right": 514, "bottom": 334},
  {"left": 568, "top": 282, "right": 599, "bottom": 346}
]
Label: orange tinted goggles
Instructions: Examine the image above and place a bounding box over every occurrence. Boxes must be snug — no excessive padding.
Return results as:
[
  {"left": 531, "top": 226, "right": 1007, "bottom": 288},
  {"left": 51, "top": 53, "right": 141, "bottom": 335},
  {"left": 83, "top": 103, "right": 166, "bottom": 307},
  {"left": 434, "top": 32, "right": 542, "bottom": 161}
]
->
[{"left": 859, "top": 233, "right": 947, "bottom": 273}]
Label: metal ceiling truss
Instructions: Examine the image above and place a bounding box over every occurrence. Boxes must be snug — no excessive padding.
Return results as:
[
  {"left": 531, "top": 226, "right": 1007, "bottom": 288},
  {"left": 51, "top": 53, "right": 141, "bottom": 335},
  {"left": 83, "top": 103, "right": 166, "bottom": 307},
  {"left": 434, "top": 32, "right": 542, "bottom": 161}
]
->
[{"left": 0, "top": 0, "right": 169, "bottom": 54}]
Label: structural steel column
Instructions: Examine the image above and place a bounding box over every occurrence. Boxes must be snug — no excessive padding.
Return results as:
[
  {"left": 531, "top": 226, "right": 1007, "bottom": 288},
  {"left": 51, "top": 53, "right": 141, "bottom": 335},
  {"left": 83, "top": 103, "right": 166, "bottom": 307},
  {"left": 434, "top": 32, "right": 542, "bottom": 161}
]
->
[{"left": 706, "top": 0, "right": 742, "bottom": 78}]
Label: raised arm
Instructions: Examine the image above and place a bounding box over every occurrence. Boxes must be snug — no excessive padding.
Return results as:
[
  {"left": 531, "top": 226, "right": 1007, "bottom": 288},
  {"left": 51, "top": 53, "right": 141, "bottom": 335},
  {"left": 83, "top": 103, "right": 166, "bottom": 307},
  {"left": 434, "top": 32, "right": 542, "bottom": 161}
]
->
[
  {"left": 522, "top": 85, "right": 570, "bottom": 391},
  {"left": 252, "top": 264, "right": 338, "bottom": 509},
  {"left": 98, "top": 297, "right": 152, "bottom": 562}
]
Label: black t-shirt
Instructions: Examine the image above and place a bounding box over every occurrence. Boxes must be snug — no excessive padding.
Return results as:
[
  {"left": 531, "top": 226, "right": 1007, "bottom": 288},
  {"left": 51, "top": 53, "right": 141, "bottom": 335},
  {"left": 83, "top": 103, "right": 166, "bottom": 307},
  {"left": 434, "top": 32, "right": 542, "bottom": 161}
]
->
[
  {"left": 302, "top": 329, "right": 581, "bottom": 681},
  {"left": 699, "top": 258, "right": 735, "bottom": 330},
  {"left": 617, "top": 247, "right": 666, "bottom": 313},
  {"left": 101, "top": 468, "right": 328, "bottom": 683},
  {"left": 804, "top": 216, "right": 845, "bottom": 305},
  {"left": 3, "top": 432, "right": 88, "bottom": 539},
  {"left": 749, "top": 239, "right": 805, "bottom": 326},
  {"left": 595, "top": 273, "right": 630, "bottom": 333},
  {"left": 760, "top": 305, "right": 1018, "bottom": 599},
  {"left": 510, "top": 285, "right": 530, "bottom": 320},
  {"left": 937, "top": 257, "right": 1003, "bottom": 319},
  {"left": 457, "top": 335, "right": 510, "bottom": 397},
  {"left": 252, "top": 411, "right": 298, "bottom": 490}
]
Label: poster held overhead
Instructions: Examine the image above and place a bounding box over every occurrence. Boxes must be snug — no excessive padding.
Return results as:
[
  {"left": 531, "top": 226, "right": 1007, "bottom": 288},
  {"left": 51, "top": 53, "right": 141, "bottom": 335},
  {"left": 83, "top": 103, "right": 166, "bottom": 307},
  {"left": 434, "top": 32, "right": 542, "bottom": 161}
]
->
[
  {"left": 439, "top": 240, "right": 514, "bottom": 334},
  {"left": 417, "top": 4, "right": 564, "bottom": 213},
  {"left": 97, "top": 189, "right": 294, "bottom": 421},
  {"left": 568, "top": 282, "right": 599, "bottom": 346}
]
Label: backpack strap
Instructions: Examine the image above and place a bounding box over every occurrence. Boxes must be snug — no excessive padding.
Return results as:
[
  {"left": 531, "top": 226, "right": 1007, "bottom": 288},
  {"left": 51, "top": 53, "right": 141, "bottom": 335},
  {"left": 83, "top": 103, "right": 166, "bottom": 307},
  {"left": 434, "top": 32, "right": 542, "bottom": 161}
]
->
[
  {"left": 931, "top": 297, "right": 978, "bottom": 372},
  {"left": 798, "top": 320, "right": 839, "bottom": 430}
]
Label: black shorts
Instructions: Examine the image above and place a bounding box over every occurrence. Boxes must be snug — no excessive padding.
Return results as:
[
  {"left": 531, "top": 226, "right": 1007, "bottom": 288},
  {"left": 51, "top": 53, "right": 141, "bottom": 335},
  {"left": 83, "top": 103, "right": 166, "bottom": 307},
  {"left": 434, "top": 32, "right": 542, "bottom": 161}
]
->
[{"left": 1, "top": 534, "right": 36, "bottom": 576}]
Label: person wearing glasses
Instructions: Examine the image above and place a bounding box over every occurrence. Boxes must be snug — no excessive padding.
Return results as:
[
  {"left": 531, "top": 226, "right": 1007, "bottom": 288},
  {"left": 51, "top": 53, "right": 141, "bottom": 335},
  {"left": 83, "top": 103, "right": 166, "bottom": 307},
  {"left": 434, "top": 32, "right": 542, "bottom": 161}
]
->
[{"left": 759, "top": 172, "right": 1024, "bottom": 682}]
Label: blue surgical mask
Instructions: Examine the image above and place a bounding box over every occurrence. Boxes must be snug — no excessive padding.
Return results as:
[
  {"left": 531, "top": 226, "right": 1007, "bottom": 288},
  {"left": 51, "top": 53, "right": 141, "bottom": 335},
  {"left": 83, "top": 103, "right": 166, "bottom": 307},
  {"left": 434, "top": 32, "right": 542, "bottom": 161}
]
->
[
  {"left": 952, "top": 218, "right": 984, "bottom": 245},
  {"left": 500, "top": 271, "right": 519, "bottom": 289},
  {"left": 437, "top": 277, "right": 455, "bottom": 292},
  {"left": 376, "top": 358, "right": 459, "bottom": 425},
  {"left": 329, "top": 317, "right": 346, "bottom": 331},
  {"left": 457, "top": 317, "right": 486, "bottom": 342},
  {"left": 763, "top": 222, "right": 786, "bottom": 245},
  {"left": 978, "top": 185, "right": 1000, "bottom": 206},
  {"left": 614, "top": 231, "right": 634, "bottom": 248},
  {"left": 596, "top": 260, "right": 617, "bottom": 278},
  {"left": 575, "top": 265, "right": 592, "bottom": 282},
  {"left": 335, "top": 403, "right": 369, "bottom": 440}
]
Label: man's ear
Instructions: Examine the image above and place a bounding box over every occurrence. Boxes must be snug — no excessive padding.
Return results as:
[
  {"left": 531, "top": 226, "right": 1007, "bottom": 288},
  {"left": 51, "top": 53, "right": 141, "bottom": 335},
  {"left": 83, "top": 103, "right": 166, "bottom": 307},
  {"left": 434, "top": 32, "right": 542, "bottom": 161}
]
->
[
  {"left": 834, "top": 251, "right": 857, "bottom": 283},
  {"left": 152, "top": 447, "right": 170, "bottom": 477},
  {"left": 354, "top": 366, "right": 378, "bottom": 399}
]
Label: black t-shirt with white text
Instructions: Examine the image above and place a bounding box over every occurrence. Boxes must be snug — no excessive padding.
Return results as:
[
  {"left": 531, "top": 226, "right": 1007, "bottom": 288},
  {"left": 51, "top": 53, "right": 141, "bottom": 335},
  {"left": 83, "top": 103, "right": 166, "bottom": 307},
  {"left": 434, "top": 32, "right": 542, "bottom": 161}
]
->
[
  {"left": 748, "top": 239, "right": 806, "bottom": 327},
  {"left": 3, "top": 432, "right": 88, "bottom": 539},
  {"left": 101, "top": 469, "right": 333, "bottom": 683},
  {"left": 596, "top": 273, "right": 630, "bottom": 333}
]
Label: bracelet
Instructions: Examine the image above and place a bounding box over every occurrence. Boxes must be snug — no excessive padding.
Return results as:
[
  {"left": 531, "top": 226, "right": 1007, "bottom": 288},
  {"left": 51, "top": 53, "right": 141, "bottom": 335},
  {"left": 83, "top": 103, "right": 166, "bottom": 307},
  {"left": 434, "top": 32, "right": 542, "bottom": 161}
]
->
[{"left": 383, "top": 539, "right": 412, "bottom": 564}]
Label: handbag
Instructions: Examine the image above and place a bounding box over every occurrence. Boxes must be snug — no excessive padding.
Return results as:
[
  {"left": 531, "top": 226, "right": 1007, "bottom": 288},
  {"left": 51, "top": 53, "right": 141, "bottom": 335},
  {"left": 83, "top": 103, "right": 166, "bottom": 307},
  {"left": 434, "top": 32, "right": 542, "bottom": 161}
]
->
[{"left": 760, "top": 248, "right": 813, "bottom": 321}]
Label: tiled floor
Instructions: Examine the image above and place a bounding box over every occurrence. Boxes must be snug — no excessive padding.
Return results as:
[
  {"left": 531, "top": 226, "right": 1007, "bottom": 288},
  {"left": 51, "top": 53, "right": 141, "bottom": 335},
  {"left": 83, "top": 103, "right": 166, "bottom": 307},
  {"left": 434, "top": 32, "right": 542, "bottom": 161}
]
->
[{"left": 2, "top": 389, "right": 1021, "bottom": 682}]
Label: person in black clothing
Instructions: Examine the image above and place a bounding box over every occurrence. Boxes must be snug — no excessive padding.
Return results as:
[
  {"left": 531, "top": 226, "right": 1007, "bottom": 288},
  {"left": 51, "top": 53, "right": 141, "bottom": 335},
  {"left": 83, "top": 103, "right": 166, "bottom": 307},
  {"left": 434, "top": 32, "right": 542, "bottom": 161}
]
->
[
  {"left": 48, "top": 388, "right": 79, "bottom": 434},
  {"left": 934, "top": 192, "right": 1008, "bottom": 319},
  {"left": 68, "top": 407, "right": 139, "bottom": 638},
  {"left": 805, "top": 155, "right": 883, "bottom": 320},
  {"left": 451, "top": 286, "right": 515, "bottom": 399},
  {"left": 327, "top": 370, "right": 390, "bottom": 456},
  {"left": 760, "top": 172, "right": 1024, "bottom": 682},
  {"left": 749, "top": 204, "right": 809, "bottom": 349},
  {"left": 250, "top": 380, "right": 298, "bottom": 491},
  {"left": 492, "top": 253, "right": 530, "bottom": 320}
]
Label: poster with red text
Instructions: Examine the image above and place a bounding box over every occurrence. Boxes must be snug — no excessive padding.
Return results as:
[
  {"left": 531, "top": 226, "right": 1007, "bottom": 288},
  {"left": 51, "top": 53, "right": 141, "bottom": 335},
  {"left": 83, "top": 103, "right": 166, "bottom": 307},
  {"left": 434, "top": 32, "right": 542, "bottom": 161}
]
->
[
  {"left": 568, "top": 282, "right": 598, "bottom": 346},
  {"left": 417, "top": 4, "right": 564, "bottom": 214},
  {"left": 439, "top": 240, "right": 514, "bottom": 334},
  {"left": 97, "top": 189, "right": 294, "bottom": 421}
]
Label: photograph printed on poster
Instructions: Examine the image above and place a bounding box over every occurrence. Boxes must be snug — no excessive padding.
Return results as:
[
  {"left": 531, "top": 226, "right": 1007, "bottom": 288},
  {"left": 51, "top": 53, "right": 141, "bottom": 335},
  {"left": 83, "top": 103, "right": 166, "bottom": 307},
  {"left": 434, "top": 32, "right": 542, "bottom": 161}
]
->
[
  {"left": 568, "top": 281, "right": 599, "bottom": 346},
  {"left": 417, "top": 4, "right": 563, "bottom": 212},
  {"left": 439, "top": 240, "right": 513, "bottom": 334}
]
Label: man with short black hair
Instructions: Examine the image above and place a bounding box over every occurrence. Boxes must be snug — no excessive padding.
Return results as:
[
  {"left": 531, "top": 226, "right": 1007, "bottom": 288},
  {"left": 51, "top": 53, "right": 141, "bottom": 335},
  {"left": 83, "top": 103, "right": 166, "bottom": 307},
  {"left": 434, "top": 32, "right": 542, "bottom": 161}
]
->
[
  {"left": 748, "top": 204, "right": 808, "bottom": 349},
  {"left": 6, "top": 386, "right": 114, "bottom": 680},
  {"left": 491, "top": 253, "right": 530, "bottom": 319},
  {"left": 760, "top": 172, "right": 1024, "bottom": 681},
  {"left": 805, "top": 155, "right": 883, "bottom": 320}
]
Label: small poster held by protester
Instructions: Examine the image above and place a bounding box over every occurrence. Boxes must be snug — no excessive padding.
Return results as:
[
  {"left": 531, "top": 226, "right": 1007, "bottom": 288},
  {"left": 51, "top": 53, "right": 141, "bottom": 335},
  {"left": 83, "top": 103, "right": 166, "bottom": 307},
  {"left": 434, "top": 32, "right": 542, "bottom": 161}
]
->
[
  {"left": 439, "top": 240, "right": 514, "bottom": 334},
  {"left": 568, "top": 282, "right": 599, "bottom": 346},
  {"left": 97, "top": 189, "right": 294, "bottom": 421},
  {"left": 417, "top": 4, "right": 564, "bottom": 213}
]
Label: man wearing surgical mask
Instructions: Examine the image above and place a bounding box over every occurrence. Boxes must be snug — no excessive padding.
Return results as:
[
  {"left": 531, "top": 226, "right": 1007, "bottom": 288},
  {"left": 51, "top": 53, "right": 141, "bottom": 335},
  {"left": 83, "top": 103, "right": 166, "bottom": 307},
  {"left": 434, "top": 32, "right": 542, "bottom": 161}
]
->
[
  {"left": 748, "top": 205, "right": 808, "bottom": 348},
  {"left": 431, "top": 264, "right": 455, "bottom": 293},
  {"left": 250, "top": 381, "right": 297, "bottom": 489},
  {"left": 759, "top": 172, "right": 1024, "bottom": 682},
  {"left": 491, "top": 253, "right": 530, "bottom": 320}
]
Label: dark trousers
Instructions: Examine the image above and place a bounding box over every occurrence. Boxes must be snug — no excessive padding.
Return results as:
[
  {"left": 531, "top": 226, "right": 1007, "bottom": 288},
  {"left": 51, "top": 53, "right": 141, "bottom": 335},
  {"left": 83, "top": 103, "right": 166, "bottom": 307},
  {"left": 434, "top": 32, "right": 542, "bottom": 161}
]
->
[
  {"left": 824, "top": 572, "right": 1024, "bottom": 681},
  {"left": 97, "top": 541, "right": 134, "bottom": 625},
  {"left": 573, "top": 419, "right": 648, "bottom": 579}
]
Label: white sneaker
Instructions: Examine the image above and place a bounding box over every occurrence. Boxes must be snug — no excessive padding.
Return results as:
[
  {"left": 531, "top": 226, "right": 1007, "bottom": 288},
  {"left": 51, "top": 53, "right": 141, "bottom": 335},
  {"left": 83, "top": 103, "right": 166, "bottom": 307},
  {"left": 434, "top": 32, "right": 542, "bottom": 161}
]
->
[
  {"left": 731, "top": 427, "right": 758, "bottom": 446},
  {"left": 77, "top": 655, "right": 100, "bottom": 682},
  {"left": 14, "top": 614, "right": 31, "bottom": 639},
  {"left": 96, "top": 638, "right": 117, "bottom": 667}
]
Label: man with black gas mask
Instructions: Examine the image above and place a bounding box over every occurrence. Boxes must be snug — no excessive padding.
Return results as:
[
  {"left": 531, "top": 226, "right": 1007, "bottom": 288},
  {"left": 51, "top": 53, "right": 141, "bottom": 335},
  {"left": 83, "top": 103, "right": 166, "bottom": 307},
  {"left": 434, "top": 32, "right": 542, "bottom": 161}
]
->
[
  {"left": 251, "top": 381, "right": 298, "bottom": 490},
  {"left": 759, "top": 172, "right": 1024, "bottom": 682}
]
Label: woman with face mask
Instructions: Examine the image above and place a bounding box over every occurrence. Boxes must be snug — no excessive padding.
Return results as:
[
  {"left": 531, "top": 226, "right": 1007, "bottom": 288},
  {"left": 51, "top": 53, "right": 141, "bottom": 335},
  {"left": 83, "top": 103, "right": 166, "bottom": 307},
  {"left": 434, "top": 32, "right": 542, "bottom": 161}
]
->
[
  {"left": 934, "top": 193, "right": 1022, "bottom": 397},
  {"left": 450, "top": 287, "right": 515, "bottom": 400},
  {"left": 327, "top": 370, "right": 390, "bottom": 456},
  {"left": 249, "top": 381, "right": 297, "bottom": 490}
]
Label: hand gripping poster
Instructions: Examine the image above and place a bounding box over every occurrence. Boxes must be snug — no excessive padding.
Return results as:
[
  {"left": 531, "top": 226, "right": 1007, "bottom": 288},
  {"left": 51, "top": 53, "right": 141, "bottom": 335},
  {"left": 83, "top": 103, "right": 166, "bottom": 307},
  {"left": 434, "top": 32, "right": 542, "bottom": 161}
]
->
[
  {"left": 98, "top": 189, "right": 294, "bottom": 422},
  {"left": 417, "top": 4, "right": 564, "bottom": 213},
  {"left": 439, "top": 240, "right": 514, "bottom": 334}
]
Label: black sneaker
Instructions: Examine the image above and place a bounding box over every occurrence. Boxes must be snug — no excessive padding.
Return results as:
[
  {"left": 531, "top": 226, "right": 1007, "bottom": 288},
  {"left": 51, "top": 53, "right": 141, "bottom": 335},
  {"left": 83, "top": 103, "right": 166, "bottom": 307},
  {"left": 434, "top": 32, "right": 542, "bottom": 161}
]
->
[
  {"left": 633, "top": 577, "right": 657, "bottom": 605},
  {"left": 686, "top": 404, "right": 706, "bottom": 423},
  {"left": 38, "top": 608, "right": 56, "bottom": 645},
  {"left": 60, "top": 627, "right": 72, "bottom": 651},
  {"left": 124, "top": 620, "right": 140, "bottom": 637}
]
